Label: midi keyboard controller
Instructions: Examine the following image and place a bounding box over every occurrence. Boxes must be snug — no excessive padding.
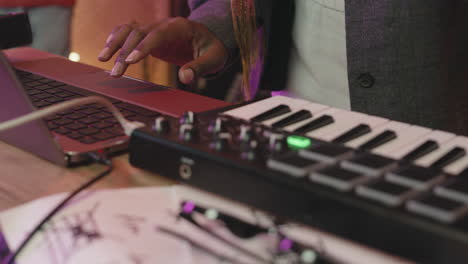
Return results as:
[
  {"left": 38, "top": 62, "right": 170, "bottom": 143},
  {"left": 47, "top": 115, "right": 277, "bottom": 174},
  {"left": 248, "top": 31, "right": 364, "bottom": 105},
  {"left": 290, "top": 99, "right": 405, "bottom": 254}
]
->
[{"left": 129, "top": 96, "right": 468, "bottom": 263}]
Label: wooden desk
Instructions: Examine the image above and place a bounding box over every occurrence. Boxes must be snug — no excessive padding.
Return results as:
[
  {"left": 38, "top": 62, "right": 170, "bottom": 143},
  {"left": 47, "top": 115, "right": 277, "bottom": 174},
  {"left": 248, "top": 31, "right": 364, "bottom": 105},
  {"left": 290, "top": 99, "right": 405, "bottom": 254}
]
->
[{"left": 0, "top": 140, "right": 174, "bottom": 212}]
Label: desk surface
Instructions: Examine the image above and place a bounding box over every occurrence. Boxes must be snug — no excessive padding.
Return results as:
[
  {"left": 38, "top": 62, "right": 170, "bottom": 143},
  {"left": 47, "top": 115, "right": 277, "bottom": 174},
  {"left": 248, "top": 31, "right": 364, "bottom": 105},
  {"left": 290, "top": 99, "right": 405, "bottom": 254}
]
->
[{"left": 0, "top": 140, "right": 174, "bottom": 212}]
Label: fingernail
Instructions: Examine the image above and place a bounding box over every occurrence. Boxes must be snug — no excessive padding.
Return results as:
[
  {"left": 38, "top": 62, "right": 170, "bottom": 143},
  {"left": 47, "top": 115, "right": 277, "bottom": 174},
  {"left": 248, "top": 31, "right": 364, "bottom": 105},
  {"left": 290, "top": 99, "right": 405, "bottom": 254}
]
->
[
  {"left": 106, "top": 34, "right": 114, "bottom": 44},
  {"left": 98, "top": 47, "right": 110, "bottom": 60},
  {"left": 181, "top": 68, "right": 194, "bottom": 83},
  {"left": 125, "top": 50, "right": 141, "bottom": 63},
  {"left": 111, "top": 62, "right": 125, "bottom": 76}
]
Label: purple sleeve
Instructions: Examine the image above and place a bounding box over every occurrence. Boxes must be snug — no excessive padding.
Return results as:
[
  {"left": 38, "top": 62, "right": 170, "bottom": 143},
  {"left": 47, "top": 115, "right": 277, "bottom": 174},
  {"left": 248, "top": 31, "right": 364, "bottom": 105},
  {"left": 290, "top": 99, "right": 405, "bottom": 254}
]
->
[{"left": 188, "top": 0, "right": 238, "bottom": 64}]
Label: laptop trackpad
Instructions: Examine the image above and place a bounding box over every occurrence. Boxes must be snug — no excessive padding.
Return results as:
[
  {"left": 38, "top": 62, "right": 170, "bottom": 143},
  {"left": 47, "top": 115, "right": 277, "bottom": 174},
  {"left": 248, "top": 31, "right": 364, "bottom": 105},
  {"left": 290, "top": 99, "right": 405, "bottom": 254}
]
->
[{"left": 66, "top": 70, "right": 167, "bottom": 94}]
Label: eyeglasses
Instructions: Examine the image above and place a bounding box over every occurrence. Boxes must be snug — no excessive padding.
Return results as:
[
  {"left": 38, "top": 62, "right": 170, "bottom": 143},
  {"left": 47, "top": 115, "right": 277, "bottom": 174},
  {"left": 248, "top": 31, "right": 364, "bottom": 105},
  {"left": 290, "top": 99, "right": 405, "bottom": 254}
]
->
[{"left": 162, "top": 200, "right": 340, "bottom": 264}]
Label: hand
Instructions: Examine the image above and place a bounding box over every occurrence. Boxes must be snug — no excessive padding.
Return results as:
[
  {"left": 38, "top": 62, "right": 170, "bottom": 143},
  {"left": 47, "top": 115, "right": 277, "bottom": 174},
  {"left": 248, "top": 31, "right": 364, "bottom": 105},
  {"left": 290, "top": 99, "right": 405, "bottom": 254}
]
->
[{"left": 98, "top": 17, "right": 229, "bottom": 84}]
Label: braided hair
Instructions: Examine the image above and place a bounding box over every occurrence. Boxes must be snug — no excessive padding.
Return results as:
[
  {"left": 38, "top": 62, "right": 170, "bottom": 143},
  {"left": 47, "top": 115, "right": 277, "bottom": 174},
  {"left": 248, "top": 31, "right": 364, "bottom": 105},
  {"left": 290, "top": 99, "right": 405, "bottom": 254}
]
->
[{"left": 231, "top": 0, "right": 260, "bottom": 100}]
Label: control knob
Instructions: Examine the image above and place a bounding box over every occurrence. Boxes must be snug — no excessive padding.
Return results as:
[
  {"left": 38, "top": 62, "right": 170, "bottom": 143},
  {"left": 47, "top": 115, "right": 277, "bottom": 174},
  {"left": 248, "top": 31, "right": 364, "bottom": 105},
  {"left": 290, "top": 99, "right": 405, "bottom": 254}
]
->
[
  {"left": 239, "top": 124, "right": 255, "bottom": 142},
  {"left": 240, "top": 139, "right": 259, "bottom": 161},
  {"left": 179, "top": 124, "right": 198, "bottom": 142},
  {"left": 208, "top": 117, "right": 228, "bottom": 135},
  {"left": 180, "top": 111, "right": 197, "bottom": 125},
  {"left": 210, "top": 132, "right": 231, "bottom": 151},
  {"left": 153, "top": 116, "right": 170, "bottom": 134},
  {"left": 266, "top": 131, "right": 286, "bottom": 152}
]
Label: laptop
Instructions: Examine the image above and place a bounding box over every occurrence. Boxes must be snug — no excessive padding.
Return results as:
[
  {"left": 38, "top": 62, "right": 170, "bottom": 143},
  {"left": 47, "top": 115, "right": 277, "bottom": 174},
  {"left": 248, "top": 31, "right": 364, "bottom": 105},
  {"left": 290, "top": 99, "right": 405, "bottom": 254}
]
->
[{"left": 0, "top": 48, "right": 229, "bottom": 166}]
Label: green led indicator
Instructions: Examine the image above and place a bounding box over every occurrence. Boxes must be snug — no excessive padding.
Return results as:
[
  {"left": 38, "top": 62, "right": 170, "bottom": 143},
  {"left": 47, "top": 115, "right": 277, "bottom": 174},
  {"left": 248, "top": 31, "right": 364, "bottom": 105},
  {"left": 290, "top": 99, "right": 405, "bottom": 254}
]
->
[{"left": 287, "top": 135, "right": 312, "bottom": 149}]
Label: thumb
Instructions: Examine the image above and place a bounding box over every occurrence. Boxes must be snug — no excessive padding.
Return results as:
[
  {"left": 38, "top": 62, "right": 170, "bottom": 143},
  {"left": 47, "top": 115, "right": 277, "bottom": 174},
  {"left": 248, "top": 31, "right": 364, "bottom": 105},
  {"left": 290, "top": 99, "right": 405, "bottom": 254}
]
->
[{"left": 178, "top": 46, "right": 228, "bottom": 85}]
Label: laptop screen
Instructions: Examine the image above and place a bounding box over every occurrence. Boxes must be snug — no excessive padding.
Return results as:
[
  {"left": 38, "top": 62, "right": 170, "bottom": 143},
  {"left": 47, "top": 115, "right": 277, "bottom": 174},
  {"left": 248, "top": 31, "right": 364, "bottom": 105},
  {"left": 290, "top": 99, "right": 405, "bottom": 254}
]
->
[{"left": 0, "top": 50, "right": 65, "bottom": 166}]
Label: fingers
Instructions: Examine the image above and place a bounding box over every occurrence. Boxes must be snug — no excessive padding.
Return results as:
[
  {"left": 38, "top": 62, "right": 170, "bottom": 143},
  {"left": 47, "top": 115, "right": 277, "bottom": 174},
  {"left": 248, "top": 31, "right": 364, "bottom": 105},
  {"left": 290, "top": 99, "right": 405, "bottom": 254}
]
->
[
  {"left": 98, "top": 23, "right": 136, "bottom": 62},
  {"left": 124, "top": 19, "right": 178, "bottom": 64},
  {"left": 110, "top": 28, "right": 147, "bottom": 77},
  {"left": 178, "top": 44, "right": 228, "bottom": 84}
]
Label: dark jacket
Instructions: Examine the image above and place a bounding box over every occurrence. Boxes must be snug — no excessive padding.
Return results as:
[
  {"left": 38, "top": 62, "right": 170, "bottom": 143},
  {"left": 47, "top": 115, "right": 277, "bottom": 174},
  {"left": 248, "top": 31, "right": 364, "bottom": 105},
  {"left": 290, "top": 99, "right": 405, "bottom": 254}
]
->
[{"left": 189, "top": 0, "right": 468, "bottom": 135}]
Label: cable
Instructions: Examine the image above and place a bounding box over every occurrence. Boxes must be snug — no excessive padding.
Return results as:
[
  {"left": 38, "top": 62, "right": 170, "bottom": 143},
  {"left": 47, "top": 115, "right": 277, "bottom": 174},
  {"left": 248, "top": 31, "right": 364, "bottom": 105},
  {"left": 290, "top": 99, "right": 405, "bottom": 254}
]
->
[
  {"left": 1, "top": 153, "right": 113, "bottom": 264},
  {"left": 0, "top": 96, "right": 145, "bottom": 136}
]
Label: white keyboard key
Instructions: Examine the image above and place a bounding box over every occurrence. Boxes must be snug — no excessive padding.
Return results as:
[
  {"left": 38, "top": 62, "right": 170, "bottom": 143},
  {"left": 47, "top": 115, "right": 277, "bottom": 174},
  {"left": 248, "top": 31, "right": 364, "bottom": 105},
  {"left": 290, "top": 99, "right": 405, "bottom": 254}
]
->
[
  {"left": 309, "top": 111, "right": 369, "bottom": 141},
  {"left": 262, "top": 100, "right": 329, "bottom": 127},
  {"left": 415, "top": 136, "right": 468, "bottom": 168},
  {"left": 223, "top": 96, "right": 306, "bottom": 121},
  {"left": 386, "top": 130, "right": 455, "bottom": 160},
  {"left": 345, "top": 121, "right": 410, "bottom": 149},
  {"left": 331, "top": 115, "right": 389, "bottom": 143},
  {"left": 372, "top": 126, "right": 432, "bottom": 156},
  {"left": 284, "top": 107, "right": 338, "bottom": 132}
]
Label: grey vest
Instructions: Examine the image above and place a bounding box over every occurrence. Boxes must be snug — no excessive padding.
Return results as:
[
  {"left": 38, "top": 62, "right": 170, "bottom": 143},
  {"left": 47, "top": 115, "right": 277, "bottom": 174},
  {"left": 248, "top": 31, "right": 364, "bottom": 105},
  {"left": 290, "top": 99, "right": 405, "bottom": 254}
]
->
[{"left": 190, "top": 0, "right": 468, "bottom": 135}]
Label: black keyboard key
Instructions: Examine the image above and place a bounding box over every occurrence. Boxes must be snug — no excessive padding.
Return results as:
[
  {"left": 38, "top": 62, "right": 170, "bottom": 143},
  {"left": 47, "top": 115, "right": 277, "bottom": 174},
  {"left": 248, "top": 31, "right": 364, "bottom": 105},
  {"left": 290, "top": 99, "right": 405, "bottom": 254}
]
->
[
  {"left": 45, "top": 97, "right": 64, "bottom": 104},
  {"left": 401, "top": 140, "right": 439, "bottom": 162},
  {"left": 79, "top": 137, "right": 98, "bottom": 144},
  {"left": 37, "top": 78, "right": 54, "bottom": 84},
  {"left": 47, "top": 81, "right": 66, "bottom": 87},
  {"left": 435, "top": 177, "right": 468, "bottom": 203},
  {"left": 407, "top": 194, "right": 468, "bottom": 223},
  {"left": 15, "top": 70, "right": 30, "bottom": 76},
  {"left": 251, "top": 104, "right": 292, "bottom": 122},
  {"left": 33, "top": 93, "right": 53, "bottom": 100},
  {"left": 79, "top": 127, "right": 100, "bottom": 136},
  {"left": 44, "top": 88, "right": 65, "bottom": 94},
  {"left": 430, "top": 147, "right": 466, "bottom": 169},
  {"left": 26, "top": 74, "right": 43, "bottom": 80},
  {"left": 271, "top": 110, "right": 312, "bottom": 128},
  {"left": 53, "top": 118, "right": 74, "bottom": 126},
  {"left": 293, "top": 115, "right": 334, "bottom": 135},
  {"left": 67, "top": 132, "right": 84, "bottom": 140},
  {"left": 105, "top": 127, "right": 125, "bottom": 136},
  {"left": 91, "top": 112, "right": 113, "bottom": 120},
  {"left": 358, "top": 130, "right": 396, "bottom": 151},
  {"left": 35, "top": 84, "right": 54, "bottom": 91},
  {"left": 44, "top": 114, "right": 61, "bottom": 122},
  {"left": 26, "top": 89, "right": 42, "bottom": 96},
  {"left": 54, "top": 91, "right": 75, "bottom": 97},
  {"left": 53, "top": 127, "right": 71, "bottom": 135},
  {"left": 57, "top": 110, "right": 75, "bottom": 116},
  {"left": 79, "top": 117, "right": 100, "bottom": 125},
  {"left": 332, "top": 124, "right": 371, "bottom": 144},
  {"left": 356, "top": 180, "right": 418, "bottom": 207},
  {"left": 341, "top": 154, "right": 396, "bottom": 176},
  {"left": 299, "top": 143, "right": 352, "bottom": 163},
  {"left": 310, "top": 166, "right": 368, "bottom": 191},
  {"left": 92, "top": 132, "right": 116, "bottom": 141},
  {"left": 86, "top": 103, "right": 107, "bottom": 110},
  {"left": 80, "top": 108, "right": 101, "bottom": 115},
  {"left": 63, "top": 95, "right": 81, "bottom": 101},
  {"left": 66, "top": 113, "right": 86, "bottom": 120},
  {"left": 23, "top": 81, "right": 42, "bottom": 87},
  {"left": 267, "top": 154, "right": 321, "bottom": 177},
  {"left": 65, "top": 123, "right": 87, "bottom": 130},
  {"left": 91, "top": 122, "right": 114, "bottom": 130},
  {"left": 104, "top": 118, "right": 119, "bottom": 125},
  {"left": 33, "top": 101, "right": 52, "bottom": 108}
]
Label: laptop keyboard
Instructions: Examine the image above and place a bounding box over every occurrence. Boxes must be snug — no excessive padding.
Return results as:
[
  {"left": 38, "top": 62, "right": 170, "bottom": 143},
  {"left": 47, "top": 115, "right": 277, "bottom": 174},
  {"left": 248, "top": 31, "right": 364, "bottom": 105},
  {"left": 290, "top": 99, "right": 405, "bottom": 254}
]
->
[{"left": 15, "top": 69, "right": 159, "bottom": 144}]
